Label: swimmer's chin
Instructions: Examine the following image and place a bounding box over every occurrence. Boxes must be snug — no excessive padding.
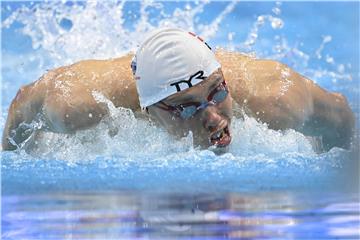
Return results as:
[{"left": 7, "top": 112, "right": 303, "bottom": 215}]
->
[
  {"left": 179, "top": 131, "right": 231, "bottom": 154},
  {"left": 208, "top": 144, "right": 230, "bottom": 155},
  {"left": 194, "top": 138, "right": 231, "bottom": 155}
]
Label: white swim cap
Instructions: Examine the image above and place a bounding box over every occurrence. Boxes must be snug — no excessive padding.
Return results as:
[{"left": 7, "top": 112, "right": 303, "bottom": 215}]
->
[{"left": 132, "top": 28, "right": 221, "bottom": 108}]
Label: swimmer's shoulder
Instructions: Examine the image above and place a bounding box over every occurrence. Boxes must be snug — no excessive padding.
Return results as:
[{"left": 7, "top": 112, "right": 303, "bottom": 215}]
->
[
  {"left": 41, "top": 52, "right": 135, "bottom": 76},
  {"left": 36, "top": 52, "right": 135, "bottom": 86},
  {"left": 214, "top": 49, "right": 255, "bottom": 98},
  {"left": 66, "top": 53, "right": 134, "bottom": 73},
  {"left": 215, "top": 49, "right": 255, "bottom": 70}
]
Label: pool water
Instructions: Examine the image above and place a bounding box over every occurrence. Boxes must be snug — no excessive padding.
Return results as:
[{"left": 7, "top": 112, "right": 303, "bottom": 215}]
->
[
  {"left": 2, "top": 191, "right": 359, "bottom": 239},
  {"left": 1, "top": 1, "right": 359, "bottom": 239}
]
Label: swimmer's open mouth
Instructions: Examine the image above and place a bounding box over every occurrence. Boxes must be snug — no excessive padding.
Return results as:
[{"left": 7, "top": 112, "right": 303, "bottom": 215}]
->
[{"left": 209, "top": 126, "right": 231, "bottom": 147}]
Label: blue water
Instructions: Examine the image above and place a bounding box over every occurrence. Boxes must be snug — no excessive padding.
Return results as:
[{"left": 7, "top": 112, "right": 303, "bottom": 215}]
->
[{"left": 1, "top": 1, "right": 359, "bottom": 239}]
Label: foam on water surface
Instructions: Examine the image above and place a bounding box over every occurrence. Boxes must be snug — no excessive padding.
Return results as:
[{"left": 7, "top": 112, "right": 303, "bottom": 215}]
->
[{"left": 1, "top": 104, "right": 355, "bottom": 193}]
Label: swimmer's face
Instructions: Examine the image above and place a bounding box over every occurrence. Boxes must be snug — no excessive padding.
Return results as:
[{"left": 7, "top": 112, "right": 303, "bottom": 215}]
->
[{"left": 147, "top": 68, "right": 233, "bottom": 149}]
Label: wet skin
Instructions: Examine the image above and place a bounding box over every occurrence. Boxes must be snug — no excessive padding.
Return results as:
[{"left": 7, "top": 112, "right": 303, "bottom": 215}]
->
[
  {"left": 2, "top": 50, "right": 355, "bottom": 151},
  {"left": 147, "top": 69, "right": 233, "bottom": 148}
]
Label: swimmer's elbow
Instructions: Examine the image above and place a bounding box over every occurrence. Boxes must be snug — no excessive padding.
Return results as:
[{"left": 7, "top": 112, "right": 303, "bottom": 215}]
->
[
  {"left": 328, "top": 93, "right": 355, "bottom": 149},
  {"left": 337, "top": 101, "right": 355, "bottom": 149},
  {"left": 2, "top": 103, "right": 20, "bottom": 151},
  {"left": 310, "top": 99, "right": 355, "bottom": 150},
  {"left": 2, "top": 135, "right": 18, "bottom": 151},
  {"left": 2, "top": 85, "right": 45, "bottom": 151}
]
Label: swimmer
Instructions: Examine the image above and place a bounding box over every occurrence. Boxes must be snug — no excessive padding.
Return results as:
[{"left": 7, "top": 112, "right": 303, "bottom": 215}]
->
[{"left": 2, "top": 28, "right": 355, "bottom": 152}]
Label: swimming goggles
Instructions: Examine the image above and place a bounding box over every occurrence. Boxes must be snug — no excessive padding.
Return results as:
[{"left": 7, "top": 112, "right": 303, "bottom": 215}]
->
[{"left": 156, "top": 81, "right": 229, "bottom": 119}]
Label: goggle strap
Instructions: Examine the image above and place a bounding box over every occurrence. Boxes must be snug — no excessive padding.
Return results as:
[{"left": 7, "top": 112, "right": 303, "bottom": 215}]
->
[{"left": 157, "top": 101, "right": 178, "bottom": 111}]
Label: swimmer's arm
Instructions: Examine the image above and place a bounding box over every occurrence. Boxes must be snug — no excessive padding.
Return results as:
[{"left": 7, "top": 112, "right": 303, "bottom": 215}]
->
[
  {"left": 2, "top": 82, "right": 45, "bottom": 150},
  {"left": 2, "top": 70, "right": 59, "bottom": 151},
  {"left": 301, "top": 79, "right": 355, "bottom": 150},
  {"left": 269, "top": 61, "right": 355, "bottom": 150},
  {"left": 244, "top": 59, "right": 355, "bottom": 150}
]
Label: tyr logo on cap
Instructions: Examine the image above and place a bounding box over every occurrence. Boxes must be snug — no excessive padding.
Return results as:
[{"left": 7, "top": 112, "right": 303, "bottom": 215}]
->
[{"left": 170, "top": 71, "right": 206, "bottom": 92}]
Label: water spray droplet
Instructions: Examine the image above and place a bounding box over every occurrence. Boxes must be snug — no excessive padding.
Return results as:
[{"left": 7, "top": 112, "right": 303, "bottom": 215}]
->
[
  {"left": 337, "top": 64, "right": 345, "bottom": 73},
  {"left": 228, "top": 32, "right": 234, "bottom": 41},
  {"left": 271, "top": 17, "right": 284, "bottom": 29},
  {"left": 325, "top": 55, "right": 334, "bottom": 64},
  {"left": 323, "top": 35, "right": 332, "bottom": 43},
  {"left": 257, "top": 16, "right": 265, "bottom": 25},
  {"left": 272, "top": 7, "right": 281, "bottom": 15}
]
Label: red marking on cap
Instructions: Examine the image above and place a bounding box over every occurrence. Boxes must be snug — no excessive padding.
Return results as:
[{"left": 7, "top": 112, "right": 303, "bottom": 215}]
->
[
  {"left": 188, "top": 31, "right": 211, "bottom": 49},
  {"left": 188, "top": 32, "right": 196, "bottom": 37}
]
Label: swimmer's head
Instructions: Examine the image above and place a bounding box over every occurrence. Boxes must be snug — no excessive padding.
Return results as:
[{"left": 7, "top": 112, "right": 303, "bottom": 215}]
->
[{"left": 133, "top": 28, "right": 232, "bottom": 149}]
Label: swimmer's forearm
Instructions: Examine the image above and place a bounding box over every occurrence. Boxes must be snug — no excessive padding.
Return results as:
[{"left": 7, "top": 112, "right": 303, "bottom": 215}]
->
[
  {"left": 304, "top": 81, "right": 355, "bottom": 150},
  {"left": 2, "top": 96, "right": 34, "bottom": 150},
  {"left": 2, "top": 81, "right": 46, "bottom": 151}
]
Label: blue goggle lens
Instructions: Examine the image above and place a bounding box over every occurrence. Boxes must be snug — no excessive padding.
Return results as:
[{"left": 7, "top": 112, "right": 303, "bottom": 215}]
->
[
  {"left": 212, "top": 89, "right": 228, "bottom": 103},
  {"left": 178, "top": 89, "right": 228, "bottom": 119},
  {"left": 180, "top": 106, "right": 198, "bottom": 119}
]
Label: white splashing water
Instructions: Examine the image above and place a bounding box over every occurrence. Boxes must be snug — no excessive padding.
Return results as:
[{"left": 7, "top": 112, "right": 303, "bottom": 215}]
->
[
  {"left": 27, "top": 105, "right": 316, "bottom": 162},
  {"left": 0, "top": 1, "right": 355, "bottom": 175}
]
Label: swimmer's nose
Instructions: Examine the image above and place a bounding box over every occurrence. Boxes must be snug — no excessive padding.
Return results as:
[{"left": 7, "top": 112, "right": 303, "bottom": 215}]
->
[{"left": 202, "top": 107, "right": 223, "bottom": 131}]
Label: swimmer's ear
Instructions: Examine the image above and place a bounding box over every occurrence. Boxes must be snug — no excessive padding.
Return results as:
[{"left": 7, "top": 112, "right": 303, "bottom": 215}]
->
[
  {"left": 141, "top": 107, "right": 149, "bottom": 114},
  {"left": 131, "top": 56, "right": 137, "bottom": 75}
]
